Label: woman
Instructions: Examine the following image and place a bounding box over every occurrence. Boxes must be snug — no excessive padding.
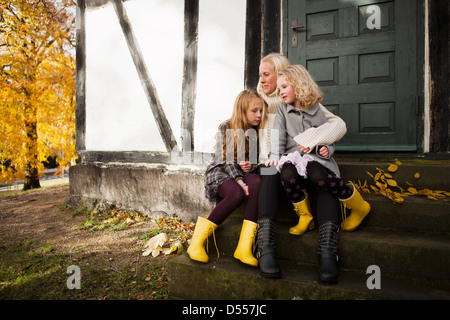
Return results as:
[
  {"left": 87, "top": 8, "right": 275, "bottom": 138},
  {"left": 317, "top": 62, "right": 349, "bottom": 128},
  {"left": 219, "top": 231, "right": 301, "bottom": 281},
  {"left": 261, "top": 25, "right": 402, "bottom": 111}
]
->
[{"left": 254, "top": 53, "right": 348, "bottom": 279}]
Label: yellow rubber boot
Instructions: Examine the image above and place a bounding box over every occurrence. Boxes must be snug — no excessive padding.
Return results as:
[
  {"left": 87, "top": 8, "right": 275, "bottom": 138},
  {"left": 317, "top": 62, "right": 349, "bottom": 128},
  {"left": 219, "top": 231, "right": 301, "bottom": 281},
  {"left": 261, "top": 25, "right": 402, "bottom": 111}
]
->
[
  {"left": 233, "top": 220, "right": 258, "bottom": 267},
  {"left": 289, "top": 195, "right": 315, "bottom": 235},
  {"left": 340, "top": 182, "right": 371, "bottom": 231},
  {"left": 187, "top": 217, "right": 218, "bottom": 263}
]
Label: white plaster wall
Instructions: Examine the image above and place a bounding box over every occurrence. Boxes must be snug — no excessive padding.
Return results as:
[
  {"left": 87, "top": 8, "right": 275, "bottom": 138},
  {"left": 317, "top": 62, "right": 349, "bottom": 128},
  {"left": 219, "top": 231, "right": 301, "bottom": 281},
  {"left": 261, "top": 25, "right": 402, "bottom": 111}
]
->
[
  {"left": 195, "top": 0, "right": 247, "bottom": 154},
  {"left": 84, "top": 0, "right": 246, "bottom": 153}
]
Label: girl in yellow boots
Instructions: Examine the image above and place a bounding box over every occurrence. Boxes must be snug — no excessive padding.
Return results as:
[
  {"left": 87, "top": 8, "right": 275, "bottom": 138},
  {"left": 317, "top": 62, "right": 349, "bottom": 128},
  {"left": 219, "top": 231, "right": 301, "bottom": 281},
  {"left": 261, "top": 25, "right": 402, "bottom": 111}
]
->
[
  {"left": 187, "top": 90, "right": 267, "bottom": 267},
  {"left": 268, "top": 65, "right": 370, "bottom": 284}
]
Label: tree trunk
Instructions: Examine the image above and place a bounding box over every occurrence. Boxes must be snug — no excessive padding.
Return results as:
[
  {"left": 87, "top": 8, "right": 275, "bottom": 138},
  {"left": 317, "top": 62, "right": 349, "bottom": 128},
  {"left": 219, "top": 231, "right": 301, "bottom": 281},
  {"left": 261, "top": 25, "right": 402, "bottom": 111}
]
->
[{"left": 23, "top": 104, "right": 41, "bottom": 191}]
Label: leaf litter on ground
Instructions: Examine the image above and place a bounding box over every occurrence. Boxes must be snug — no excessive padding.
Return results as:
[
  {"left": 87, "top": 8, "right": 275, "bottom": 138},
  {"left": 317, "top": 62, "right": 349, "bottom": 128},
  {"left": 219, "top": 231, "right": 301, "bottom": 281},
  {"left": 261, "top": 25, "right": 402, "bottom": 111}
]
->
[{"left": 142, "top": 217, "right": 194, "bottom": 258}]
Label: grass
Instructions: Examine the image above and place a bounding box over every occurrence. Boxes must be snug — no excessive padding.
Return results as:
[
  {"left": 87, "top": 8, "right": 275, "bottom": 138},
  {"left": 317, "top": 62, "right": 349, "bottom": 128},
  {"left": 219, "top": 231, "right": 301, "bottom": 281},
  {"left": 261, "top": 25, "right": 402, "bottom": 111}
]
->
[
  {"left": 0, "top": 197, "right": 191, "bottom": 300},
  {"left": 0, "top": 184, "right": 196, "bottom": 300},
  {"left": 0, "top": 237, "right": 169, "bottom": 300}
]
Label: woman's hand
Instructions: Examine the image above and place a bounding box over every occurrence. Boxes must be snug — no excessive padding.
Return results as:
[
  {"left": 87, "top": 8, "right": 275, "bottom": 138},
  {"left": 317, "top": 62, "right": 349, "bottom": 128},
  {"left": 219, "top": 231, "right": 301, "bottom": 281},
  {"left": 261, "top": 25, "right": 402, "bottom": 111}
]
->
[
  {"left": 239, "top": 161, "right": 252, "bottom": 173},
  {"left": 264, "top": 159, "right": 278, "bottom": 167}
]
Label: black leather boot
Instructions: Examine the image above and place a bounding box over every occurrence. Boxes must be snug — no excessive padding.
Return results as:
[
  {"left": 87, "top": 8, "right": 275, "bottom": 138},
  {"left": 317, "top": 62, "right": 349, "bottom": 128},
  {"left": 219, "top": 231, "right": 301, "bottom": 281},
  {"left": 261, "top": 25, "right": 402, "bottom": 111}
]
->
[
  {"left": 317, "top": 221, "right": 340, "bottom": 284},
  {"left": 256, "top": 219, "right": 282, "bottom": 278}
]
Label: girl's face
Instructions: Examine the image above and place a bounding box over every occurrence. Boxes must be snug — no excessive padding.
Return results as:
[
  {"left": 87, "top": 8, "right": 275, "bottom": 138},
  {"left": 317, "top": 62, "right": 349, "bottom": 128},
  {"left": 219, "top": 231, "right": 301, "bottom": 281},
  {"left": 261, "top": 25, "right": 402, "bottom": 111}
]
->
[
  {"left": 277, "top": 76, "right": 297, "bottom": 106},
  {"left": 246, "top": 98, "right": 264, "bottom": 126},
  {"left": 259, "top": 61, "right": 278, "bottom": 95}
]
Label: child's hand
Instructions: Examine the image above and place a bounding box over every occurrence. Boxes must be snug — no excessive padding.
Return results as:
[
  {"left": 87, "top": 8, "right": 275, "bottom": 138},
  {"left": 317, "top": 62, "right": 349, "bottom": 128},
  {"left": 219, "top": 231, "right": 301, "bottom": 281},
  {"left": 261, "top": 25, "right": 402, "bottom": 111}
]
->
[
  {"left": 265, "top": 159, "right": 278, "bottom": 167},
  {"left": 241, "top": 184, "right": 249, "bottom": 196},
  {"left": 319, "top": 146, "right": 330, "bottom": 158},
  {"left": 297, "top": 144, "right": 311, "bottom": 154},
  {"left": 239, "top": 161, "right": 251, "bottom": 173},
  {"left": 237, "top": 179, "right": 249, "bottom": 196}
]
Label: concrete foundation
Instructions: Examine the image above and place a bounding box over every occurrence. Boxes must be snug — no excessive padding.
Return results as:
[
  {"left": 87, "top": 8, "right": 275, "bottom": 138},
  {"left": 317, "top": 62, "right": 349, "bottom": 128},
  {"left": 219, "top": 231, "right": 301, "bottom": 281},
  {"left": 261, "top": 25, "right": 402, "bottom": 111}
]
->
[{"left": 68, "top": 162, "right": 214, "bottom": 222}]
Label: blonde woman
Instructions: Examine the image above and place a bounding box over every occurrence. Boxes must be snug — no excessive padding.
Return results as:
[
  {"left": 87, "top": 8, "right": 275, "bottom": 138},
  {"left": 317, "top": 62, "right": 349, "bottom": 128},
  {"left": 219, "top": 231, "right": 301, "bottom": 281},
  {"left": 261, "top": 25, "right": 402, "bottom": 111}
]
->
[{"left": 255, "top": 53, "right": 347, "bottom": 279}]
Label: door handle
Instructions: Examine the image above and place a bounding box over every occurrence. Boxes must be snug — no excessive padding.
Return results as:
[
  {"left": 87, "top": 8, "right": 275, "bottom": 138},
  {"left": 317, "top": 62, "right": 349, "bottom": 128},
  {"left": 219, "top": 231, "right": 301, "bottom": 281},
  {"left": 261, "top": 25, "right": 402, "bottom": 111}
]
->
[
  {"left": 291, "top": 24, "right": 305, "bottom": 31},
  {"left": 291, "top": 20, "right": 305, "bottom": 48}
]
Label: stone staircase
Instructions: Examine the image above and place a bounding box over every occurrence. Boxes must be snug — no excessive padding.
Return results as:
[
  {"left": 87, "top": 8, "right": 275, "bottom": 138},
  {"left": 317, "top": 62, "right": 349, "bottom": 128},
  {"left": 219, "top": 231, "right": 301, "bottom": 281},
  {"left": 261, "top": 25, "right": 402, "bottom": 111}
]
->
[{"left": 167, "top": 159, "right": 450, "bottom": 300}]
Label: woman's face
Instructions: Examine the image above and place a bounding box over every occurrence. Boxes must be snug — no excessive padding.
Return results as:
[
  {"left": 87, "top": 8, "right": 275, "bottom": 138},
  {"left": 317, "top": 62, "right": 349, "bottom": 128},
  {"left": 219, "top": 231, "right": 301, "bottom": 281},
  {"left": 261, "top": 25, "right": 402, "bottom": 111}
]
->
[{"left": 259, "top": 61, "right": 278, "bottom": 95}]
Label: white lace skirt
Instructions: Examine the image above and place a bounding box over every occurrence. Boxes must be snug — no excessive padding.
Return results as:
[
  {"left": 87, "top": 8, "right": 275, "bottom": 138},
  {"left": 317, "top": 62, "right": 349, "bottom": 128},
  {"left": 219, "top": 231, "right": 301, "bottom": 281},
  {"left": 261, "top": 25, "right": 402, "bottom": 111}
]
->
[{"left": 276, "top": 151, "right": 314, "bottom": 178}]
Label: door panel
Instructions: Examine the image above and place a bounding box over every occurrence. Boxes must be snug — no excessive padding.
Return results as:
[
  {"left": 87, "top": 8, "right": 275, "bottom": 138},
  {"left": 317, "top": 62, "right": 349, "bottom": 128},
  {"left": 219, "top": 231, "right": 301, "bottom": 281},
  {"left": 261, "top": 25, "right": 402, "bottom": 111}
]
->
[{"left": 284, "top": 0, "right": 418, "bottom": 151}]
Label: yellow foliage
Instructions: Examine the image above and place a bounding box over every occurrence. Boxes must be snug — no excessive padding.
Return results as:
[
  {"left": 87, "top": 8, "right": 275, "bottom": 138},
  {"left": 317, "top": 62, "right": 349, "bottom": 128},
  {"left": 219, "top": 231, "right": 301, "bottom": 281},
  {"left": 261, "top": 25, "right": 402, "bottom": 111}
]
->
[
  {"left": 352, "top": 159, "right": 449, "bottom": 204},
  {"left": 0, "top": 0, "right": 76, "bottom": 188}
]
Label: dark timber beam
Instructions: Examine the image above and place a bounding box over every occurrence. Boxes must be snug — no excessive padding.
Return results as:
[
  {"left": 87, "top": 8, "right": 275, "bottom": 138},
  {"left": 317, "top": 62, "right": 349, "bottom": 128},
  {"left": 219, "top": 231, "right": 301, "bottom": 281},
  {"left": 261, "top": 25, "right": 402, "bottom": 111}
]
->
[
  {"left": 181, "top": 0, "right": 199, "bottom": 152},
  {"left": 75, "top": 0, "right": 86, "bottom": 152},
  {"left": 245, "top": 0, "right": 262, "bottom": 90}
]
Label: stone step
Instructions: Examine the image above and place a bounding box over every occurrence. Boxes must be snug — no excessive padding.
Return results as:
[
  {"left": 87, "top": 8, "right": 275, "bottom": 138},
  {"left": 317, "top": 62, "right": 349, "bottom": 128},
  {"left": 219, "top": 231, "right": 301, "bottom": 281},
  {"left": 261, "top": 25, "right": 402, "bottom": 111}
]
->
[
  {"left": 168, "top": 159, "right": 450, "bottom": 300},
  {"left": 229, "top": 193, "right": 450, "bottom": 235},
  {"left": 337, "top": 158, "right": 450, "bottom": 192},
  {"left": 167, "top": 254, "right": 450, "bottom": 300},
  {"left": 206, "top": 219, "right": 450, "bottom": 289}
]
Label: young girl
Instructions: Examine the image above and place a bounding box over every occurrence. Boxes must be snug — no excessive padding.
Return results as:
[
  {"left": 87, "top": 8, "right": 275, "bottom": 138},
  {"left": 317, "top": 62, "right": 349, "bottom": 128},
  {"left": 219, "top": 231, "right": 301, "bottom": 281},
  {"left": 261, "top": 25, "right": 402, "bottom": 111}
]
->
[
  {"left": 187, "top": 90, "right": 267, "bottom": 267},
  {"left": 269, "top": 65, "right": 370, "bottom": 284}
]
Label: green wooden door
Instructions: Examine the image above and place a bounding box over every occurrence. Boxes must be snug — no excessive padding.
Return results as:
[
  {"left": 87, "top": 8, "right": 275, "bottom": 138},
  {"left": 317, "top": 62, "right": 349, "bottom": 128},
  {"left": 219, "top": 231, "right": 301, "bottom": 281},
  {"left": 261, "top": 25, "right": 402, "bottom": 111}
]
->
[{"left": 283, "top": 0, "right": 419, "bottom": 151}]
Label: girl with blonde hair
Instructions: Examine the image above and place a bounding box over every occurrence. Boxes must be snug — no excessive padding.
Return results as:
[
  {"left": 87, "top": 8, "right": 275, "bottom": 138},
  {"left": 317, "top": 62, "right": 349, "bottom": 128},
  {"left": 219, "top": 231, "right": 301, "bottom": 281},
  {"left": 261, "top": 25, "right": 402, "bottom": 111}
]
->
[
  {"left": 269, "top": 65, "right": 370, "bottom": 284},
  {"left": 188, "top": 89, "right": 267, "bottom": 267}
]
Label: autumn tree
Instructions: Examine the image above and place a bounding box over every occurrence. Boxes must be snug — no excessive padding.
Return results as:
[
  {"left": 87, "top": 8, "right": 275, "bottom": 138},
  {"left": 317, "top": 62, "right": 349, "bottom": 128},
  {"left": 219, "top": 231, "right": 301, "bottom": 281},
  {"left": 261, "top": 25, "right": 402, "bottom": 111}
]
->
[{"left": 0, "top": 0, "right": 76, "bottom": 190}]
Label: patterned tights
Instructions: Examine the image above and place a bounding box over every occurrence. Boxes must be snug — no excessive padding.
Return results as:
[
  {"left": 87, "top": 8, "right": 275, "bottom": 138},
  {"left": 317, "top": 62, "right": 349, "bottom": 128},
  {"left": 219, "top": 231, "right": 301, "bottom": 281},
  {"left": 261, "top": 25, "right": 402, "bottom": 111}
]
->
[{"left": 280, "top": 161, "right": 352, "bottom": 203}]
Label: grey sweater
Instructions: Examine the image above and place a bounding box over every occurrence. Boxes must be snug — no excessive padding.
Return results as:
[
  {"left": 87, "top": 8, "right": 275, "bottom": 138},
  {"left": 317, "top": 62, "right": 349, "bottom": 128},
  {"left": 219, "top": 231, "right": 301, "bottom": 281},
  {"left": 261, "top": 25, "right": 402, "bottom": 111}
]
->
[{"left": 271, "top": 102, "right": 341, "bottom": 176}]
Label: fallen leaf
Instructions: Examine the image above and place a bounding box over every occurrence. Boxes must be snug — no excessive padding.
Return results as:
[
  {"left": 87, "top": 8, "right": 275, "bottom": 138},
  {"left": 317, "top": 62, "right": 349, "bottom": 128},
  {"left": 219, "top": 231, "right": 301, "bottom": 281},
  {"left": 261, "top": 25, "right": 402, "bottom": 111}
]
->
[
  {"left": 414, "top": 172, "right": 420, "bottom": 179},
  {"left": 386, "top": 179, "right": 398, "bottom": 187},
  {"left": 387, "top": 164, "right": 398, "bottom": 172},
  {"left": 407, "top": 187, "right": 418, "bottom": 194},
  {"left": 142, "top": 233, "right": 168, "bottom": 257},
  {"left": 144, "top": 233, "right": 168, "bottom": 250},
  {"left": 164, "top": 241, "right": 182, "bottom": 255}
]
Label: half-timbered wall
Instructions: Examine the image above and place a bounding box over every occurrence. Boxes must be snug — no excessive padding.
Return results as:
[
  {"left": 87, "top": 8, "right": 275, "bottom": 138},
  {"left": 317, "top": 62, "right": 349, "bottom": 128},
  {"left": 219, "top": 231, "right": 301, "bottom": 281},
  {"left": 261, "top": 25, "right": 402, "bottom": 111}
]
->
[{"left": 78, "top": 0, "right": 246, "bottom": 155}]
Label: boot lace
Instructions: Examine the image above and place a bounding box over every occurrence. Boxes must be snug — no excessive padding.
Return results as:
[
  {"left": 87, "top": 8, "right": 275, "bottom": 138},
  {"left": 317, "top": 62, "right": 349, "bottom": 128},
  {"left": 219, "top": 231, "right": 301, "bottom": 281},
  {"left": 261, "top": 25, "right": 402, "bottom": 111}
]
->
[{"left": 205, "top": 226, "right": 219, "bottom": 261}]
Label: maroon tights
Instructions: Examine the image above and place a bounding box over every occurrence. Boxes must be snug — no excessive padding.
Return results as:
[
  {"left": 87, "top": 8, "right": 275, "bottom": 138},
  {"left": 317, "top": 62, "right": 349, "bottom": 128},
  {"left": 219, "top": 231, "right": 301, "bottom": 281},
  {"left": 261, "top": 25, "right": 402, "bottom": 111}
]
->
[{"left": 207, "top": 173, "right": 261, "bottom": 225}]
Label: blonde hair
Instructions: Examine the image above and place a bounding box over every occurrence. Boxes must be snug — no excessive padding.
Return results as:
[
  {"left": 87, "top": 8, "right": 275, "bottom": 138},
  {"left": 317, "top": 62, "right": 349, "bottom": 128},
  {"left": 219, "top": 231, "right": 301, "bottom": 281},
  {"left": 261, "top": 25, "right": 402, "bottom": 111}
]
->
[
  {"left": 258, "top": 53, "right": 291, "bottom": 93},
  {"left": 278, "top": 64, "right": 323, "bottom": 109},
  {"left": 260, "top": 53, "right": 291, "bottom": 75},
  {"left": 223, "top": 89, "right": 267, "bottom": 163}
]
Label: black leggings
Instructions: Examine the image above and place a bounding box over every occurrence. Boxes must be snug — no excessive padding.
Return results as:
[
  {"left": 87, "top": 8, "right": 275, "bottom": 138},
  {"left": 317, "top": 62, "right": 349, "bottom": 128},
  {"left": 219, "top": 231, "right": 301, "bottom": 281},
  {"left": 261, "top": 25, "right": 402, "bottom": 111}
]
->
[
  {"left": 279, "top": 161, "right": 351, "bottom": 225},
  {"left": 257, "top": 167, "right": 283, "bottom": 221}
]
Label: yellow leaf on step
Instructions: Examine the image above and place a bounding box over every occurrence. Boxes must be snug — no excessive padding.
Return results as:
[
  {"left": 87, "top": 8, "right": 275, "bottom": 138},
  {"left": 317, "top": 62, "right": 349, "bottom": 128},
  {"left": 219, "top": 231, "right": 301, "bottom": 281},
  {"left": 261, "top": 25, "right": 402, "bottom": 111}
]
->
[
  {"left": 374, "top": 172, "right": 381, "bottom": 181},
  {"left": 387, "top": 164, "right": 398, "bottom": 172},
  {"left": 407, "top": 187, "right": 418, "bottom": 194},
  {"left": 386, "top": 179, "right": 397, "bottom": 187}
]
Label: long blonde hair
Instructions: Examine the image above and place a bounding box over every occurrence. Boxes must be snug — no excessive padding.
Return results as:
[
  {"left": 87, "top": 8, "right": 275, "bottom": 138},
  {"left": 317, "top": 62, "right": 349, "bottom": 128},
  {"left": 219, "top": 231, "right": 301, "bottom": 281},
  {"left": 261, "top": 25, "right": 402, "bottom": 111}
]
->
[
  {"left": 222, "top": 90, "right": 267, "bottom": 163},
  {"left": 278, "top": 64, "right": 323, "bottom": 109}
]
